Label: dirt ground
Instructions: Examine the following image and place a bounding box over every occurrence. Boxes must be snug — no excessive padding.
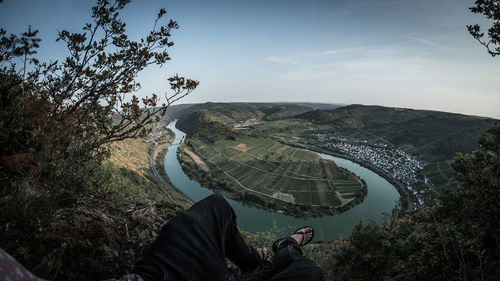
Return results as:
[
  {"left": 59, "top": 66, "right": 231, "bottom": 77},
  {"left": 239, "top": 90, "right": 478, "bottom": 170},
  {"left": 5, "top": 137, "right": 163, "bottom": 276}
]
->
[
  {"left": 185, "top": 148, "right": 209, "bottom": 172},
  {"left": 233, "top": 143, "right": 253, "bottom": 152}
]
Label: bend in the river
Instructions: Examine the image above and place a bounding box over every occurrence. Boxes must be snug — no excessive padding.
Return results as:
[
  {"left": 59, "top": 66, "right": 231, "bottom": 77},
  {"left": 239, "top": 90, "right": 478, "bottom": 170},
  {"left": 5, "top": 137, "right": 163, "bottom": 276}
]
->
[{"left": 164, "top": 120, "right": 399, "bottom": 240}]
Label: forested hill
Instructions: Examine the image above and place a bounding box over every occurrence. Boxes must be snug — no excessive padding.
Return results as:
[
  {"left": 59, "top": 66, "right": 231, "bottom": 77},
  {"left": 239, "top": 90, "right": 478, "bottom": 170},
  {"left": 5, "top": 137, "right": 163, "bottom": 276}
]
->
[
  {"left": 168, "top": 102, "right": 343, "bottom": 121},
  {"left": 296, "top": 104, "right": 497, "bottom": 161}
]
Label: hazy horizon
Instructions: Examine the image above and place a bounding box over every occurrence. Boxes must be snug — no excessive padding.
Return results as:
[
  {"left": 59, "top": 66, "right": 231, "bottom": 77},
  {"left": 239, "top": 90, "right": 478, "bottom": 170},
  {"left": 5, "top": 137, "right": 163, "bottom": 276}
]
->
[
  {"left": 1, "top": 0, "right": 499, "bottom": 118},
  {"left": 171, "top": 101, "right": 499, "bottom": 119}
]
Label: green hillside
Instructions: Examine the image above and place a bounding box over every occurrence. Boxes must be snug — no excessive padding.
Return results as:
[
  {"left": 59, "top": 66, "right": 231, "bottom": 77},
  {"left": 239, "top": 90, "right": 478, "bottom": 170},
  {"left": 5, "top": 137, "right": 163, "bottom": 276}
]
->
[
  {"left": 297, "top": 105, "right": 431, "bottom": 127},
  {"left": 175, "top": 103, "right": 317, "bottom": 137},
  {"left": 297, "top": 104, "right": 496, "bottom": 161}
]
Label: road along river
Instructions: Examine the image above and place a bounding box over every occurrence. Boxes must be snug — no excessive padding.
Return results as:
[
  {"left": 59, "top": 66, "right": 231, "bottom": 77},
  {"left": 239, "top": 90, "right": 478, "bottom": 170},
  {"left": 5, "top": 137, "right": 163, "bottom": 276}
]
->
[{"left": 164, "top": 121, "right": 399, "bottom": 240}]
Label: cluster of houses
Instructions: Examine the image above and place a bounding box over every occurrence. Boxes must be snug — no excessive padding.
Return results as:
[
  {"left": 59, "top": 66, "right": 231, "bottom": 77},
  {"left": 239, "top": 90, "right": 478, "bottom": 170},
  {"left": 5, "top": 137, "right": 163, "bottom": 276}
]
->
[
  {"left": 233, "top": 118, "right": 265, "bottom": 129},
  {"left": 148, "top": 122, "right": 171, "bottom": 144},
  {"left": 308, "top": 133, "right": 429, "bottom": 206}
]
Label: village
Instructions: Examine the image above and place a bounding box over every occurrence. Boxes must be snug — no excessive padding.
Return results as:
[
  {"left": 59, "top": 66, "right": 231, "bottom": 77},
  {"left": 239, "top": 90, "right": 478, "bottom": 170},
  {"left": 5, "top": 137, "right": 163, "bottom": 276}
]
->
[
  {"left": 308, "top": 133, "right": 430, "bottom": 207},
  {"left": 233, "top": 118, "right": 265, "bottom": 129}
]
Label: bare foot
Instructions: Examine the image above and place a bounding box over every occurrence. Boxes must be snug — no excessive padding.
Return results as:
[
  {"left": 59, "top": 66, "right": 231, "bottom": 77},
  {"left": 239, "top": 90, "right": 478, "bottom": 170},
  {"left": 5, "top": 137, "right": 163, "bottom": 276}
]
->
[{"left": 256, "top": 247, "right": 268, "bottom": 263}]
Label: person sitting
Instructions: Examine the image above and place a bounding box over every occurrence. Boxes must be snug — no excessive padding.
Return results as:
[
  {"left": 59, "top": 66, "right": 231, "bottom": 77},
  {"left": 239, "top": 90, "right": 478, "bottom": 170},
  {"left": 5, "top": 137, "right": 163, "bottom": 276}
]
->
[{"left": 133, "top": 194, "right": 324, "bottom": 281}]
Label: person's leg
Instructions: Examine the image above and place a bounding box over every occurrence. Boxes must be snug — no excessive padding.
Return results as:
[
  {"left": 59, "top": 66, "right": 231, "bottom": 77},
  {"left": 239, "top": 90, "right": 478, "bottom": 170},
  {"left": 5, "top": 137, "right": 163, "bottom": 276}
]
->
[
  {"left": 133, "top": 194, "right": 261, "bottom": 281},
  {"left": 182, "top": 193, "right": 262, "bottom": 271},
  {"left": 270, "top": 235, "right": 324, "bottom": 281}
]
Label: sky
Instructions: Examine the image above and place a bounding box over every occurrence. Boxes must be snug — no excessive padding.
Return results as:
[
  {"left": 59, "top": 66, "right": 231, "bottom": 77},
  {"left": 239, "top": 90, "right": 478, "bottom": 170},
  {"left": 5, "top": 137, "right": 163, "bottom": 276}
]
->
[{"left": 1, "top": 0, "right": 499, "bottom": 118}]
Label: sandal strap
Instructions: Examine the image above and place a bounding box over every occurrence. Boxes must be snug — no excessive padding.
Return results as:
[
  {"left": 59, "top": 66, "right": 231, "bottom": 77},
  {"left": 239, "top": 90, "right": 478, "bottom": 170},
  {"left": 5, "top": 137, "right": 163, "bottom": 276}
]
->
[
  {"left": 294, "top": 232, "right": 307, "bottom": 246},
  {"left": 293, "top": 226, "right": 314, "bottom": 247}
]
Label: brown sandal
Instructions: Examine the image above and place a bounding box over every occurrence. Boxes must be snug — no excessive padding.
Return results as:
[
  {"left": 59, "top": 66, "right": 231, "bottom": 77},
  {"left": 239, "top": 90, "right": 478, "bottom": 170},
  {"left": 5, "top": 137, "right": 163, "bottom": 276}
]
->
[
  {"left": 293, "top": 226, "right": 314, "bottom": 247},
  {"left": 272, "top": 226, "right": 314, "bottom": 252}
]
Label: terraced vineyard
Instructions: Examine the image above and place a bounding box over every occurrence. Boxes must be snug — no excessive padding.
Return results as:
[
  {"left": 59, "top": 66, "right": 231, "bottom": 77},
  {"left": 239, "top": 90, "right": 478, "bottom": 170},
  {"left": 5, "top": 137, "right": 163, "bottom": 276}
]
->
[{"left": 187, "top": 136, "right": 365, "bottom": 208}]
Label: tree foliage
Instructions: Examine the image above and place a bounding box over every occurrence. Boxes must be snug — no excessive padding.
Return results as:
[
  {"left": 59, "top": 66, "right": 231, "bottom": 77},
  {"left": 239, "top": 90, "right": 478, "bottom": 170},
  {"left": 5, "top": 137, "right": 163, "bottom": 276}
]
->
[
  {"left": 0, "top": 0, "right": 198, "bottom": 190},
  {"left": 0, "top": 1, "right": 197, "bottom": 279},
  {"left": 468, "top": 0, "right": 500, "bottom": 56}
]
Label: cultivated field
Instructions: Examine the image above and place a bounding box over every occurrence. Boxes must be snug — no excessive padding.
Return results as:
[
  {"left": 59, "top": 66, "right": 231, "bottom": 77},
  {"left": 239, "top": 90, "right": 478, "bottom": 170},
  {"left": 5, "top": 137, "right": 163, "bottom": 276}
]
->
[
  {"left": 188, "top": 136, "right": 365, "bottom": 207},
  {"left": 421, "top": 160, "right": 457, "bottom": 189}
]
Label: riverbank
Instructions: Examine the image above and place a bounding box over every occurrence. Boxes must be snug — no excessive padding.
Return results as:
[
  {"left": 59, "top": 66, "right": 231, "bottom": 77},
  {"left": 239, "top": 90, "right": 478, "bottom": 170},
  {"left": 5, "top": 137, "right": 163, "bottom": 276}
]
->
[
  {"left": 153, "top": 143, "right": 193, "bottom": 204},
  {"left": 149, "top": 123, "right": 197, "bottom": 205}
]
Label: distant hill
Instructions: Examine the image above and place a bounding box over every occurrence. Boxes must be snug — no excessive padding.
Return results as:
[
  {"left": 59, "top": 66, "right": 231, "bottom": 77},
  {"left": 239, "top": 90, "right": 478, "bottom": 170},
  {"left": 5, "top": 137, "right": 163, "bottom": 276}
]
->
[
  {"left": 166, "top": 103, "right": 198, "bottom": 119},
  {"left": 277, "top": 102, "right": 345, "bottom": 110},
  {"left": 296, "top": 104, "right": 497, "bottom": 161},
  {"left": 168, "top": 102, "right": 343, "bottom": 121}
]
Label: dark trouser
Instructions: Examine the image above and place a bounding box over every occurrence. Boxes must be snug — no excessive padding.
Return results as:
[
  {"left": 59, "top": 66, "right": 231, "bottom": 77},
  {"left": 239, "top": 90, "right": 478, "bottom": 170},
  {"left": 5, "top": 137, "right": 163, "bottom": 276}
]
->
[
  {"left": 270, "top": 238, "right": 324, "bottom": 281},
  {"left": 133, "top": 194, "right": 323, "bottom": 281}
]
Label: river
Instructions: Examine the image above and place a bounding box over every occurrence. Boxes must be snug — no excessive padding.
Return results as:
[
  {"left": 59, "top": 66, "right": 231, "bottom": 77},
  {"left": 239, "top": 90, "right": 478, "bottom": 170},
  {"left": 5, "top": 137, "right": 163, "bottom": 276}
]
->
[{"left": 164, "top": 121, "right": 399, "bottom": 240}]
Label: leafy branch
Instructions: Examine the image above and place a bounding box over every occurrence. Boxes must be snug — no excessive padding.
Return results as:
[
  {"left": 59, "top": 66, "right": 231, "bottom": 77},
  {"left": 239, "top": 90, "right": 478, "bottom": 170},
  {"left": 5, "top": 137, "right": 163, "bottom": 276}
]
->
[{"left": 468, "top": 0, "right": 500, "bottom": 56}]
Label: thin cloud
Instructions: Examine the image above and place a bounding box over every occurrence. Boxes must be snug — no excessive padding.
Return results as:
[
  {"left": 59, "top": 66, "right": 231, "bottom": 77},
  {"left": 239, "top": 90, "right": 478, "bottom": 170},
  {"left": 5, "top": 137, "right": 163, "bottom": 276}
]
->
[
  {"left": 414, "top": 38, "right": 453, "bottom": 52},
  {"left": 265, "top": 56, "right": 299, "bottom": 65},
  {"left": 404, "top": 33, "right": 453, "bottom": 52},
  {"left": 303, "top": 46, "right": 374, "bottom": 57},
  {"left": 266, "top": 47, "right": 358, "bottom": 66},
  {"left": 304, "top": 49, "right": 342, "bottom": 56},
  {"left": 275, "top": 45, "right": 440, "bottom": 83}
]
